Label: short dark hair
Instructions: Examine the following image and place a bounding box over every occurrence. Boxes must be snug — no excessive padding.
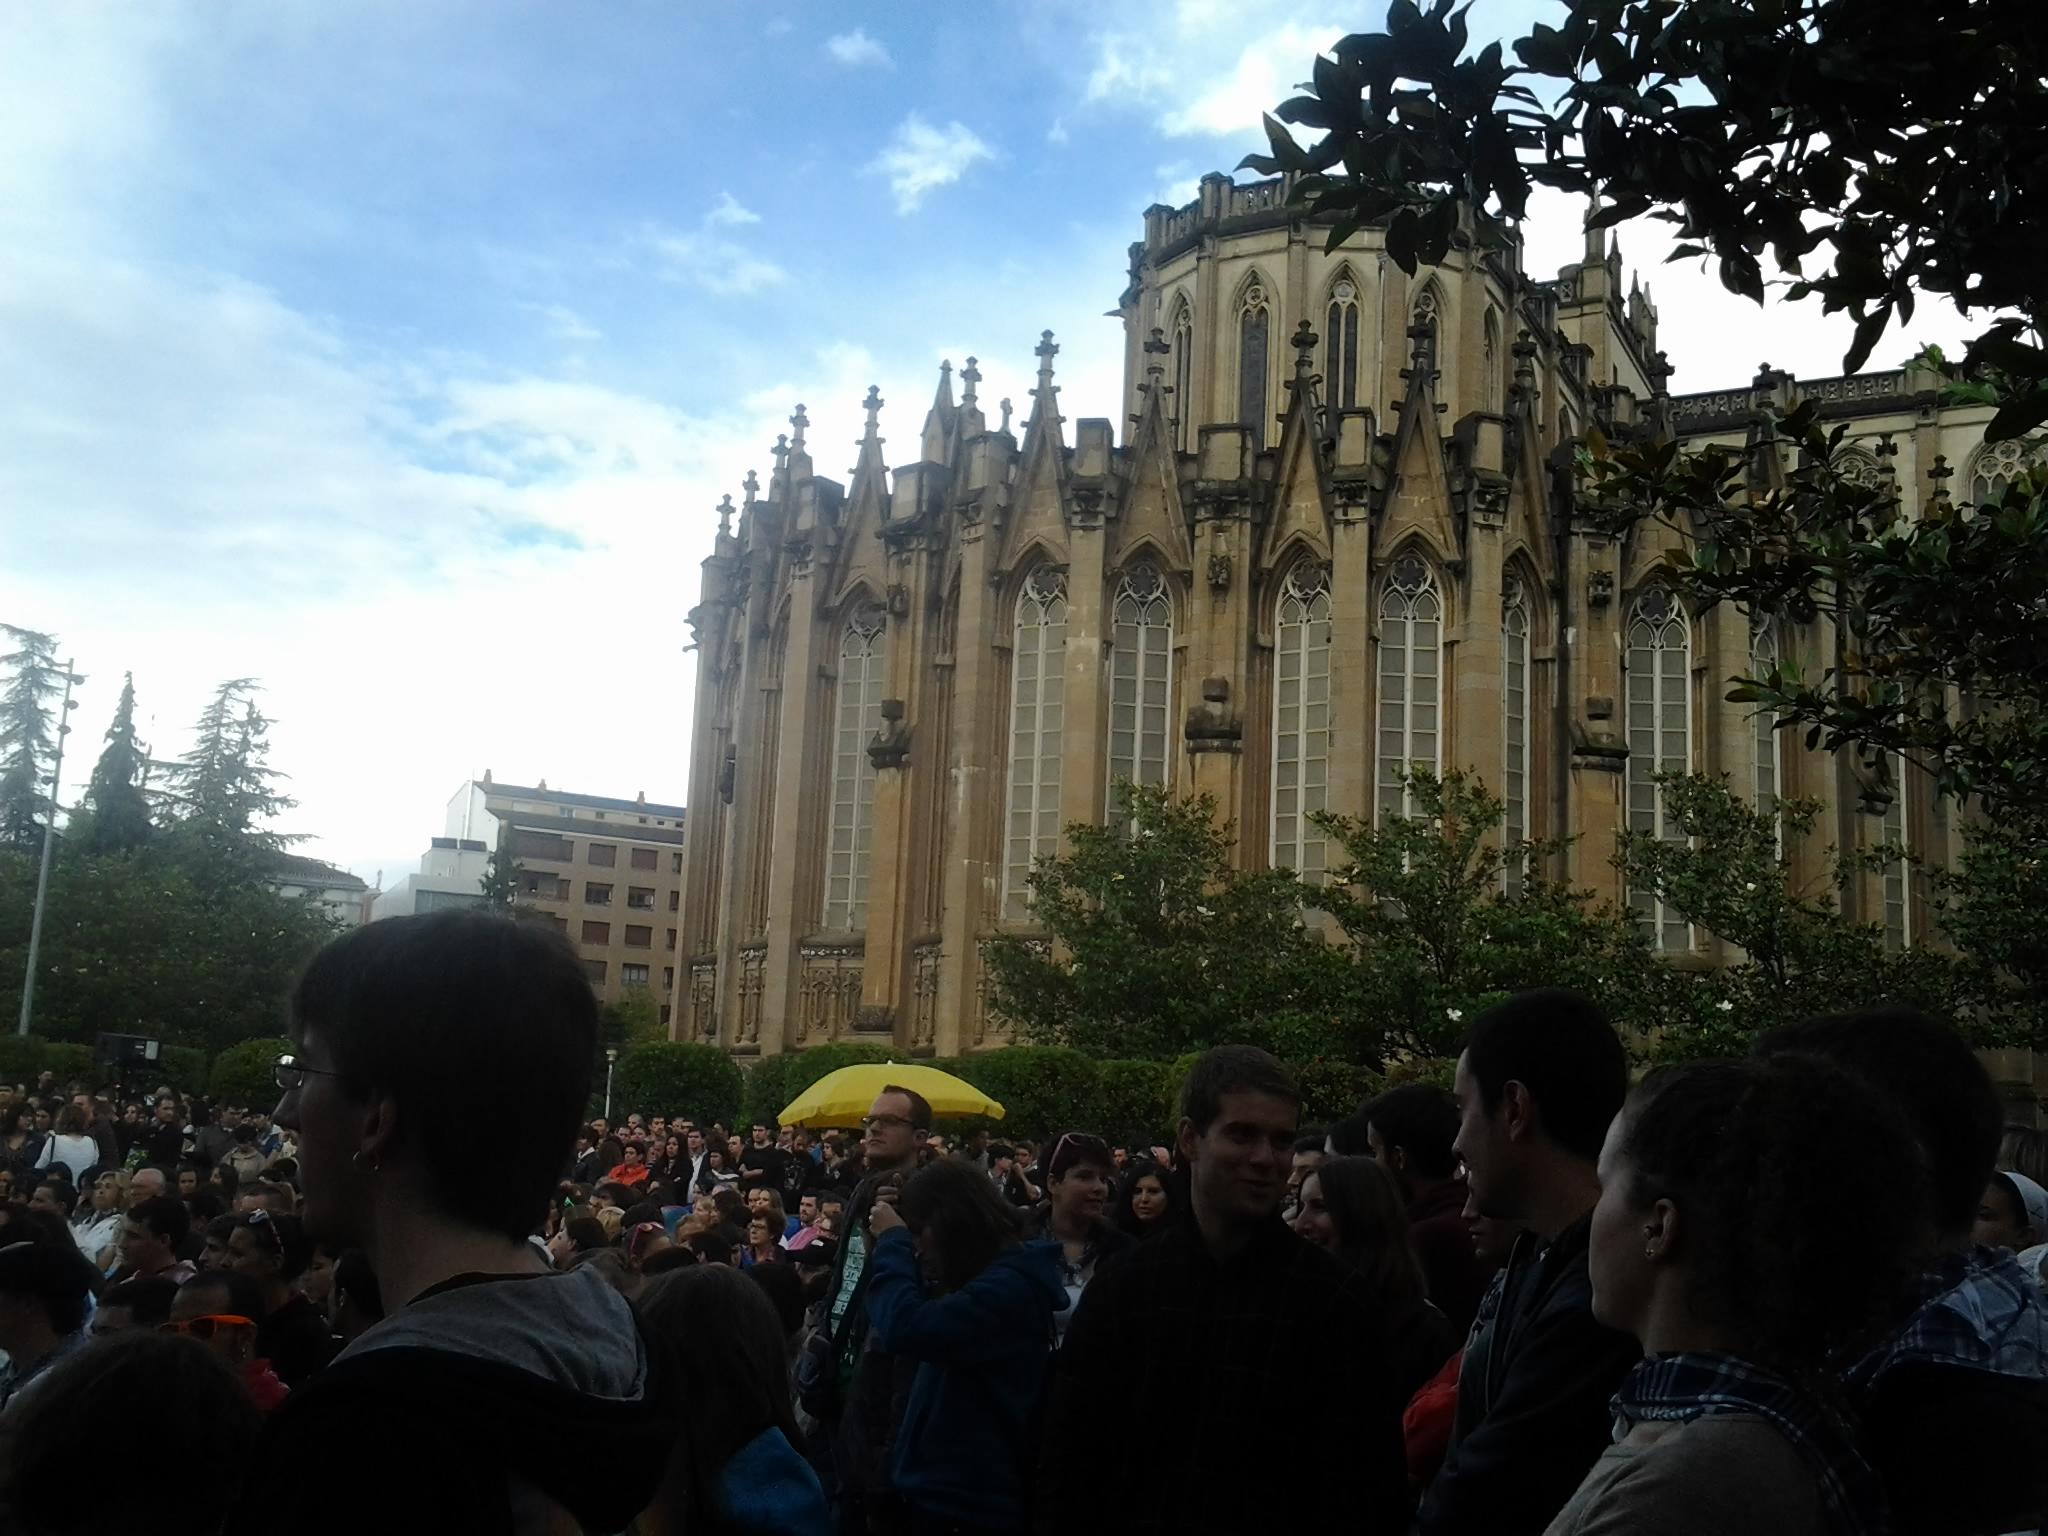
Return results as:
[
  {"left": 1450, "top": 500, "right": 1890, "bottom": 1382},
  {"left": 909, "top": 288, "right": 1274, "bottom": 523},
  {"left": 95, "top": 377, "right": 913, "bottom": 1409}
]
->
[
  {"left": 564, "top": 1215, "right": 609, "bottom": 1253},
  {"left": 290, "top": 910, "right": 599, "bottom": 1243},
  {"left": 745, "top": 1257, "right": 806, "bottom": 1338},
  {"left": 878, "top": 1084, "right": 933, "bottom": 1132},
  {"left": 684, "top": 1229, "right": 734, "bottom": 1267},
  {"left": 0, "top": 1239, "right": 98, "bottom": 1336},
  {"left": 0, "top": 1332, "right": 259, "bottom": 1534},
  {"left": 639, "top": 1244, "right": 698, "bottom": 1276},
  {"left": 1461, "top": 989, "right": 1627, "bottom": 1161},
  {"left": 1325, "top": 1111, "right": 1372, "bottom": 1156},
  {"left": 1045, "top": 1131, "right": 1113, "bottom": 1185},
  {"left": 1292, "top": 1133, "right": 1326, "bottom": 1156},
  {"left": 99, "top": 1275, "right": 180, "bottom": 1329},
  {"left": 1179, "top": 1045, "right": 1300, "bottom": 1134},
  {"left": 1365, "top": 1083, "right": 1462, "bottom": 1180},
  {"left": 1620, "top": 1055, "right": 1928, "bottom": 1369},
  {"left": 236, "top": 1212, "right": 311, "bottom": 1282},
  {"left": 181, "top": 1267, "right": 270, "bottom": 1324},
  {"left": 128, "top": 1195, "right": 190, "bottom": 1249},
  {"left": 1754, "top": 1006, "right": 2002, "bottom": 1237}
]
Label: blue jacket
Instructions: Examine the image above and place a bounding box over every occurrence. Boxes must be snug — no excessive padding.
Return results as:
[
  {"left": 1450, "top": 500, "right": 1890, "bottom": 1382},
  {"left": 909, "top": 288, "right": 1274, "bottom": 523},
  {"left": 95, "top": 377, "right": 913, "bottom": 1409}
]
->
[
  {"left": 714, "top": 1425, "right": 829, "bottom": 1535},
  {"left": 862, "top": 1226, "right": 1066, "bottom": 1530}
]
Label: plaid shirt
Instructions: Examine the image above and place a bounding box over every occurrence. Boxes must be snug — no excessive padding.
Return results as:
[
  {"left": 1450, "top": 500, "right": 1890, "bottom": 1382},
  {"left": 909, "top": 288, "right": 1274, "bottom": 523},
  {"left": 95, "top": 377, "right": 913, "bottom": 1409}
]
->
[
  {"left": 1848, "top": 1245, "right": 2048, "bottom": 1386},
  {"left": 1618, "top": 1351, "right": 1886, "bottom": 1536}
]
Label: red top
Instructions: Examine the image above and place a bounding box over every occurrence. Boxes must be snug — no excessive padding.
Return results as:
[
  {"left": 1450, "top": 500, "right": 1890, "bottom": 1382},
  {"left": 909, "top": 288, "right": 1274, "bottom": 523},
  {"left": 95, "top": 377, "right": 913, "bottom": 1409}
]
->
[
  {"left": 1403, "top": 1347, "right": 1461, "bottom": 1490},
  {"left": 604, "top": 1162, "right": 650, "bottom": 1186},
  {"left": 242, "top": 1359, "right": 291, "bottom": 1414}
]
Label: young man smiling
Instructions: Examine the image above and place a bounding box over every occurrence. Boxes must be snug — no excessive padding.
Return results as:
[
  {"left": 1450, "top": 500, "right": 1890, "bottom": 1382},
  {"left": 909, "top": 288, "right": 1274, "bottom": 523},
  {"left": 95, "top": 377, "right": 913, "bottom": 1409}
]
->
[{"left": 1036, "top": 1046, "right": 1408, "bottom": 1534}]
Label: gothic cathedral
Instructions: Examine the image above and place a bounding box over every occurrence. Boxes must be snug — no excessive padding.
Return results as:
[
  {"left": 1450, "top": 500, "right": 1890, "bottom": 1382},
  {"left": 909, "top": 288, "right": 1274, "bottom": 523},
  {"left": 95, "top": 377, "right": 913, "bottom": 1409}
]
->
[{"left": 672, "top": 171, "right": 2022, "bottom": 1059}]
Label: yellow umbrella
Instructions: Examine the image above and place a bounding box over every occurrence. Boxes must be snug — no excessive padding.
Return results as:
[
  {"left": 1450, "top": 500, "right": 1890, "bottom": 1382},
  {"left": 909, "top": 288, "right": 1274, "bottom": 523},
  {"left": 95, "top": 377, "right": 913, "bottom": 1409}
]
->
[{"left": 778, "top": 1061, "right": 1004, "bottom": 1129}]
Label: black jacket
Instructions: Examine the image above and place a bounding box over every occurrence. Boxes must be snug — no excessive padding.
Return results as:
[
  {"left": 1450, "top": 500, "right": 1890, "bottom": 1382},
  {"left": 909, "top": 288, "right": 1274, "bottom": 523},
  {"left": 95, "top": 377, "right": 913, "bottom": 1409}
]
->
[
  {"left": 1037, "top": 1213, "right": 1409, "bottom": 1534},
  {"left": 1413, "top": 1212, "right": 1641, "bottom": 1536},
  {"left": 231, "top": 1266, "right": 671, "bottom": 1535}
]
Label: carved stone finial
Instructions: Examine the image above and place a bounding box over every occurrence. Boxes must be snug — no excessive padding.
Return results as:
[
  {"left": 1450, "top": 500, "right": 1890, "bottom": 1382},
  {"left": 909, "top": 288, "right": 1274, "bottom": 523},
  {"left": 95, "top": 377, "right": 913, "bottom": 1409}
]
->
[
  {"left": 790, "top": 403, "right": 809, "bottom": 450},
  {"left": 772, "top": 433, "right": 789, "bottom": 472},
  {"left": 1000, "top": 397, "right": 1014, "bottom": 433},
  {"left": 742, "top": 468, "right": 759, "bottom": 504},
  {"left": 960, "top": 356, "right": 980, "bottom": 407},
  {"left": 1289, "top": 319, "right": 1318, "bottom": 383},
  {"left": 1752, "top": 362, "right": 1776, "bottom": 391},
  {"left": 1033, "top": 330, "right": 1059, "bottom": 404},
  {"left": 1927, "top": 453, "right": 1953, "bottom": 512},
  {"left": 716, "top": 493, "right": 734, "bottom": 536},
  {"left": 862, "top": 385, "right": 884, "bottom": 439},
  {"left": 1403, "top": 321, "right": 1438, "bottom": 386}
]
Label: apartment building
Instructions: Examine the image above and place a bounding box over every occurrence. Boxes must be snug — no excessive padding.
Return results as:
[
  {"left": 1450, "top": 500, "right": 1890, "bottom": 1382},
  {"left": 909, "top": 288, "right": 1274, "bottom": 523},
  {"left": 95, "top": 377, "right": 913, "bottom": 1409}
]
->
[{"left": 448, "top": 774, "right": 687, "bottom": 1019}]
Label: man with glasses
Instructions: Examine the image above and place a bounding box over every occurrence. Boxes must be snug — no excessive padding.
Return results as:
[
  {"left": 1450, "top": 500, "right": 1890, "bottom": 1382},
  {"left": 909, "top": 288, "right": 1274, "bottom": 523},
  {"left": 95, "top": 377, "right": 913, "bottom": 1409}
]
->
[{"left": 798, "top": 1085, "right": 929, "bottom": 1529}]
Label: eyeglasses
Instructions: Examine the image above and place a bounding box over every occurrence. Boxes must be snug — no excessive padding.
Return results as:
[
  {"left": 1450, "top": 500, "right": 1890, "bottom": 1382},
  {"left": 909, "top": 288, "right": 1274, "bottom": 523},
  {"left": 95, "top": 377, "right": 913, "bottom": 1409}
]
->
[
  {"left": 861, "top": 1114, "right": 912, "bottom": 1132},
  {"left": 160, "top": 1314, "right": 256, "bottom": 1340},
  {"left": 273, "top": 1055, "right": 350, "bottom": 1093}
]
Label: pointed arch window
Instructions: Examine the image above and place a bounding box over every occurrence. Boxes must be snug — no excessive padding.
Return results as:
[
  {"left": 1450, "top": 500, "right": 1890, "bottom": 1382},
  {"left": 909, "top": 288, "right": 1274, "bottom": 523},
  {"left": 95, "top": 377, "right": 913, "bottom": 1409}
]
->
[
  {"left": 1238, "top": 281, "right": 1271, "bottom": 452},
  {"left": 1324, "top": 276, "right": 1361, "bottom": 411},
  {"left": 1169, "top": 300, "right": 1195, "bottom": 454},
  {"left": 1003, "top": 568, "right": 1068, "bottom": 919},
  {"left": 1483, "top": 308, "right": 1504, "bottom": 405},
  {"left": 1966, "top": 437, "right": 2047, "bottom": 503},
  {"left": 1109, "top": 561, "right": 1173, "bottom": 799},
  {"left": 822, "top": 603, "right": 886, "bottom": 930},
  {"left": 1376, "top": 553, "right": 1444, "bottom": 823},
  {"left": 1502, "top": 576, "right": 1532, "bottom": 891},
  {"left": 1882, "top": 753, "right": 1911, "bottom": 950},
  {"left": 1626, "top": 586, "right": 1693, "bottom": 951},
  {"left": 1749, "top": 614, "right": 1783, "bottom": 848},
  {"left": 1273, "top": 560, "right": 1332, "bottom": 878},
  {"left": 1410, "top": 284, "right": 1442, "bottom": 339}
]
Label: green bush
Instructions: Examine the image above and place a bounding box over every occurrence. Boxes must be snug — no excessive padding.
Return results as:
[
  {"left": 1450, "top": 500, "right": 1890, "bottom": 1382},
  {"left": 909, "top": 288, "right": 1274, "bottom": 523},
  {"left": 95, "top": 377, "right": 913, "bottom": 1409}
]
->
[
  {"left": 210, "top": 1038, "right": 291, "bottom": 1110},
  {"left": 1166, "top": 1051, "right": 1205, "bottom": 1122},
  {"left": 741, "top": 1055, "right": 792, "bottom": 1130},
  {"left": 952, "top": 1047, "right": 1101, "bottom": 1142},
  {"left": 158, "top": 1046, "right": 213, "bottom": 1096},
  {"left": 1094, "top": 1059, "right": 1175, "bottom": 1146},
  {"left": 612, "top": 1043, "right": 744, "bottom": 1127},
  {"left": 42, "top": 1043, "right": 97, "bottom": 1089},
  {"left": 1287, "top": 1057, "right": 1378, "bottom": 1129}
]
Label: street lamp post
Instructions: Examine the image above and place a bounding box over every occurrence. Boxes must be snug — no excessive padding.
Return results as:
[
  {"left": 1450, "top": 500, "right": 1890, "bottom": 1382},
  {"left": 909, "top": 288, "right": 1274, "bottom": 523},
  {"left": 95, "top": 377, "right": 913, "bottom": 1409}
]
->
[
  {"left": 604, "top": 1047, "right": 619, "bottom": 1122},
  {"left": 18, "top": 661, "right": 81, "bottom": 1039}
]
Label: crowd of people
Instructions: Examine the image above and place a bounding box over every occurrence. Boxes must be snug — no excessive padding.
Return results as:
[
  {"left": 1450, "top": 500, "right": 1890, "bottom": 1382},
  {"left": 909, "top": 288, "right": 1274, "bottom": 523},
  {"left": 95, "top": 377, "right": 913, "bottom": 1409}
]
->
[{"left": 0, "top": 909, "right": 2043, "bottom": 1535}]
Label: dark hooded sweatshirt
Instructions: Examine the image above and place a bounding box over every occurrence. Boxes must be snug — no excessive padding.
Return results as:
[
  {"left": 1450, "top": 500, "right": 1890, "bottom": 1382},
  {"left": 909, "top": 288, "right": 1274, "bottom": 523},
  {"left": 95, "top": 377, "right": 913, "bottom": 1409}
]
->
[{"left": 230, "top": 1264, "right": 672, "bottom": 1535}]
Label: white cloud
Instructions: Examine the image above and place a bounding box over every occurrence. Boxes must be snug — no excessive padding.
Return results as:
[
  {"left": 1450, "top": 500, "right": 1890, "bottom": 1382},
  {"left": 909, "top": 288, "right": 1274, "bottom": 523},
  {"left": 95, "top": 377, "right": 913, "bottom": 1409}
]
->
[
  {"left": 1073, "top": 4, "right": 1341, "bottom": 140},
  {"left": 706, "top": 190, "right": 760, "bottom": 228},
  {"left": 1159, "top": 23, "right": 1340, "bottom": 138},
  {"left": 867, "top": 115, "right": 995, "bottom": 214},
  {"left": 522, "top": 301, "right": 601, "bottom": 343},
  {"left": 826, "top": 29, "right": 892, "bottom": 69},
  {"left": 1047, "top": 117, "right": 1070, "bottom": 145}
]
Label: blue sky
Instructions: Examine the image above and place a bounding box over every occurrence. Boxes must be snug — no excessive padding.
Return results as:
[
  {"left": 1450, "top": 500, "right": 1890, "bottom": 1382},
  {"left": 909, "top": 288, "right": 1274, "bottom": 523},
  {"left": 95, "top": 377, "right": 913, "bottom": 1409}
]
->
[{"left": 0, "top": 1, "right": 1969, "bottom": 887}]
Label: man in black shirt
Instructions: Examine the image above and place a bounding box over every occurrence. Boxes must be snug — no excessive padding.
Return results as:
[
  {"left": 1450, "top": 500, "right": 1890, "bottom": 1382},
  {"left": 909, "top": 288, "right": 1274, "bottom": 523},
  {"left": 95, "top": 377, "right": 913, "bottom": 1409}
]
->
[
  {"left": 738, "top": 1120, "right": 789, "bottom": 1194},
  {"left": 1414, "top": 989, "right": 1639, "bottom": 1536},
  {"left": 1038, "top": 1046, "right": 1409, "bottom": 1534}
]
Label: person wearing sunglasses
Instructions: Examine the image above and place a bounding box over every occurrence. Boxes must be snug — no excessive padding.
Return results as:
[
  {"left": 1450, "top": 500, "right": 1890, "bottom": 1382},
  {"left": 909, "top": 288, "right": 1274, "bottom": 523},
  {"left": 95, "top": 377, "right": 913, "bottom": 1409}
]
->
[
  {"left": 227, "top": 910, "right": 673, "bottom": 1536},
  {"left": 226, "top": 1211, "right": 336, "bottom": 1389},
  {"left": 168, "top": 1269, "right": 288, "bottom": 1414}
]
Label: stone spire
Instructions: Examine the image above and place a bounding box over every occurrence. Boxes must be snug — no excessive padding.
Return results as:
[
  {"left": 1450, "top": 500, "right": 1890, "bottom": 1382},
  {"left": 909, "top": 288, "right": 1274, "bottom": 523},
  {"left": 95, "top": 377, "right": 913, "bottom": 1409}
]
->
[
  {"left": 1029, "top": 330, "right": 1059, "bottom": 423},
  {"left": 1285, "top": 319, "right": 1318, "bottom": 393},
  {"left": 789, "top": 403, "right": 809, "bottom": 454},
  {"left": 716, "top": 493, "right": 734, "bottom": 537},
  {"left": 1401, "top": 319, "right": 1439, "bottom": 393},
  {"left": 960, "top": 356, "right": 980, "bottom": 410},
  {"left": 931, "top": 358, "right": 955, "bottom": 412},
  {"left": 742, "top": 468, "right": 759, "bottom": 506},
  {"left": 999, "top": 397, "right": 1014, "bottom": 434},
  {"left": 862, "top": 385, "right": 884, "bottom": 443}
]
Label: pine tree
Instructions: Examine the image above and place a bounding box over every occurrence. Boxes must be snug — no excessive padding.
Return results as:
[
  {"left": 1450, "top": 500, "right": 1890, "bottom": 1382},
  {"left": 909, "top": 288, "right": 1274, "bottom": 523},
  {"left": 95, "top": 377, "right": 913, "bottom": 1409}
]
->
[
  {"left": 0, "top": 625, "right": 63, "bottom": 851},
  {"left": 75, "top": 673, "right": 154, "bottom": 855},
  {"left": 158, "top": 679, "right": 298, "bottom": 887}
]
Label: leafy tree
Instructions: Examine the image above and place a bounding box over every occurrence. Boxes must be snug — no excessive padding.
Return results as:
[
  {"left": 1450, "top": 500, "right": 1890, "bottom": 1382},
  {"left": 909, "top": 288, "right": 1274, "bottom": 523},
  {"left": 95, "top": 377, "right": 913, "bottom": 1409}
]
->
[
  {"left": 157, "top": 680, "right": 299, "bottom": 890},
  {"left": 611, "top": 1042, "right": 744, "bottom": 1127},
  {"left": 479, "top": 844, "right": 522, "bottom": 912},
  {"left": 598, "top": 986, "right": 666, "bottom": 1055},
  {"left": 1305, "top": 769, "right": 1654, "bottom": 1059},
  {"left": 0, "top": 625, "right": 64, "bottom": 851},
  {"left": 951, "top": 1047, "right": 1103, "bottom": 1142},
  {"left": 1249, "top": 0, "right": 2048, "bottom": 1030},
  {"left": 740, "top": 1055, "right": 793, "bottom": 1131},
  {"left": 987, "top": 782, "right": 1356, "bottom": 1062},
  {"left": 73, "top": 672, "right": 154, "bottom": 855},
  {"left": 1615, "top": 774, "right": 1988, "bottom": 1057},
  {"left": 209, "top": 1037, "right": 291, "bottom": 1111},
  {"left": 1092, "top": 1058, "right": 1176, "bottom": 1145}
]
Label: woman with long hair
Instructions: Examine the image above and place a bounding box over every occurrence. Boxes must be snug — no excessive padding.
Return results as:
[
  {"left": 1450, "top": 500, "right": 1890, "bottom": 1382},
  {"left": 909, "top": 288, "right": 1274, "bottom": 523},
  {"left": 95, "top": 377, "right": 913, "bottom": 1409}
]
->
[
  {"left": 1293, "top": 1155, "right": 1455, "bottom": 1402},
  {"left": 1554, "top": 1055, "right": 1930, "bottom": 1535},
  {"left": 71, "top": 1169, "right": 128, "bottom": 1269},
  {"left": 33, "top": 1104, "right": 99, "bottom": 1187},
  {"left": 865, "top": 1158, "right": 1065, "bottom": 1535},
  {"left": 636, "top": 1261, "right": 825, "bottom": 1534},
  {"left": 1112, "top": 1160, "right": 1176, "bottom": 1241},
  {"left": 0, "top": 1101, "right": 43, "bottom": 1180}
]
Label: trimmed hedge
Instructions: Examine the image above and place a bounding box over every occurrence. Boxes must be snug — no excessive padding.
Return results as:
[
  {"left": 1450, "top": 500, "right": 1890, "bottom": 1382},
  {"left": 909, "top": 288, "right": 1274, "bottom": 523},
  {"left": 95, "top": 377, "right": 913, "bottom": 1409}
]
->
[
  {"left": 1093, "top": 1058, "right": 1175, "bottom": 1146},
  {"left": 210, "top": 1038, "right": 292, "bottom": 1110},
  {"left": 740, "top": 1056, "right": 792, "bottom": 1131},
  {"left": 613, "top": 1043, "right": 744, "bottom": 1128},
  {"left": 951, "top": 1047, "right": 1101, "bottom": 1142}
]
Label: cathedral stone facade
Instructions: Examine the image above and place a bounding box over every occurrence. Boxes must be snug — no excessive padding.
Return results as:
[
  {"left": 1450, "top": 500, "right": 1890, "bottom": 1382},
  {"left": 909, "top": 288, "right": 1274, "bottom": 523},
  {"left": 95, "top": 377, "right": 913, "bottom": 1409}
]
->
[{"left": 670, "top": 170, "right": 2023, "bottom": 1060}]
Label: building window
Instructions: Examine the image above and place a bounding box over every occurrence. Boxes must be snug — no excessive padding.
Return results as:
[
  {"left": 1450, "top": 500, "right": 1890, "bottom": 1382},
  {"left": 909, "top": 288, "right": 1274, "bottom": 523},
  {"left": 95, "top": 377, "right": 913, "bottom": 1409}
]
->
[
  {"left": 1750, "top": 615, "right": 1782, "bottom": 844},
  {"left": 1325, "top": 276, "right": 1361, "bottom": 410},
  {"left": 1376, "top": 553, "right": 1444, "bottom": 823},
  {"left": 1272, "top": 560, "right": 1332, "bottom": 878},
  {"left": 627, "top": 886, "right": 655, "bottom": 910},
  {"left": 1003, "top": 567, "right": 1068, "bottom": 919},
  {"left": 581, "top": 920, "right": 610, "bottom": 945},
  {"left": 582, "top": 959, "right": 607, "bottom": 986},
  {"left": 659, "top": 1003, "right": 672, "bottom": 1026},
  {"left": 631, "top": 847, "right": 657, "bottom": 871},
  {"left": 1883, "top": 754, "right": 1911, "bottom": 951},
  {"left": 1965, "top": 437, "right": 2047, "bottom": 503},
  {"left": 663, "top": 967, "right": 676, "bottom": 991},
  {"left": 585, "top": 882, "right": 612, "bottom": 907},
  {"left": 621, "top": 963, "right": 649, "bottom": 988},
  {"left": 1238, "top": 281, "right": 1271, "bottom": 452},
  {"left": 668, "top": 889, "right": 680, "bottom": 912},
  {"left": 1626, "top": 586, "right": 1693, "bottom": 951},
  {"left": 508, "top": 830, "right": 571, "bottom": 862},
  {"left": 1169, "top": 299, "right": 1195, "bottom": 453},
  {"left": 1411, "top": 283, "right": 1441, "bottom": 341},
  {"left": 1483, "top": 308, "right": 1503, "bottom": 403},
  {"left": 671, "top": 851, "right": 682, "bottom": 874},
  {"left": 823, "top": 602, "right": 887, "bottom": 931},
  {"left": 1503, "top": 576, "right": 1531, "bottom": 891},
  {"left": 1108, "top": 561, "right": 1173, "bottom": 799},
  {"left": 624, "top": 925, "right": 652, "bottom": 948},
  {"left": 587, "top": 843, "right": 617, "bottom": 868},
  {"left": 550, "top": 915, "right": 568, "bottom": 935},
  {"left": 665, "top": 928, "right": 677, "bottom": 950}
]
